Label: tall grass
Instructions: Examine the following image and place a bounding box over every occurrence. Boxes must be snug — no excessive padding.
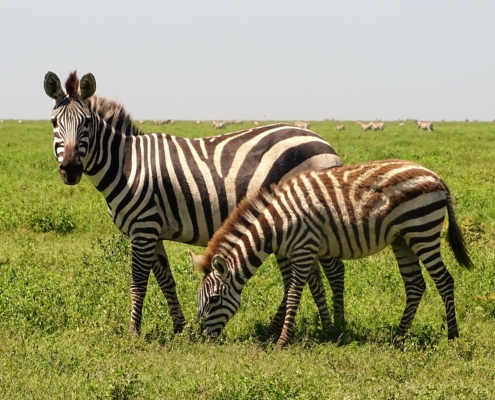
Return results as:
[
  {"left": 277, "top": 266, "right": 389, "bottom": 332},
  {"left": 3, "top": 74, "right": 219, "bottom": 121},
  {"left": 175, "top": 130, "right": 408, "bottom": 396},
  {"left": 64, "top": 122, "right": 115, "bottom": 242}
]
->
[{"left": 0, "top": 119, "right": 494, "bottom": 398}]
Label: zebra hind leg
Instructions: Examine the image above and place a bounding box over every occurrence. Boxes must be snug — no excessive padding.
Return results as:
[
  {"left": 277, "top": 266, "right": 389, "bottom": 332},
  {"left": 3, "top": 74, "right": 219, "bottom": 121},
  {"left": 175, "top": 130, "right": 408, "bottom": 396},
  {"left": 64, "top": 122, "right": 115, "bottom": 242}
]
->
[
  {"left": 391, "top": 237, "right": 426, "bottom": 345},
  {"left": 408, "top": 235, "right": 459, "bottom": 340},
  {"left": 152, "top": 242, "right": 186, "bottom": 334},
  {"left": 319, "top": 258, "right": 346, "bottom": 333}
]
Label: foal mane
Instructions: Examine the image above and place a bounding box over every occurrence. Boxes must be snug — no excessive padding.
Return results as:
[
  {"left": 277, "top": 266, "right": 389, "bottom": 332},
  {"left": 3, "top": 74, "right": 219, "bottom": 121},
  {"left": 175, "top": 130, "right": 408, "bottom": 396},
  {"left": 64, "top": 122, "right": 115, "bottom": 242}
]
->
[{"left": 197, "top": 185, "right": 280, "bottom": 274}]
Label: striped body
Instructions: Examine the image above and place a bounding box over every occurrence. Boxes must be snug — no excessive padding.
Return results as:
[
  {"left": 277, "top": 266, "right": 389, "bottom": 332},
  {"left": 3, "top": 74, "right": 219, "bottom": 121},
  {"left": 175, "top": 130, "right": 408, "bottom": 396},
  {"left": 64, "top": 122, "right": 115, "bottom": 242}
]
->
[
  {"left": 44, "top": 71, "right": 342, "bottom": 335},
  {"left": 194, "top": 160, "right": 472, "bottom": 348}
]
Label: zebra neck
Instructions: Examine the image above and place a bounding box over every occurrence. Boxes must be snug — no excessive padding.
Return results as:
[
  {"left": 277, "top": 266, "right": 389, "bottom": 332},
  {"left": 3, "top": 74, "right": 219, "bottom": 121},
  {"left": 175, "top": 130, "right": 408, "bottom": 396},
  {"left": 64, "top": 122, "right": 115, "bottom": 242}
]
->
[
  {"left": 83, "top": 118, "right": 127, "bottom": 194},
  {"left": 227, "top": 219, "right": 275, "bottom": 285}
]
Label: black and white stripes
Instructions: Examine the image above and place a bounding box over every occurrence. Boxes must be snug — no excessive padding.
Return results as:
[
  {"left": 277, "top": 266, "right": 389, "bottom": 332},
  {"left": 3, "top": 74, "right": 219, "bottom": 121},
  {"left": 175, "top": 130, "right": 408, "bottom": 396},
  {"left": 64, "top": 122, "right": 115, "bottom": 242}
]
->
[
  {"left": 44, "top": 71, "right": 342, "bottom": 335},
  {"left": 193, "top": 159, "right": 473, "bottom": 348}
]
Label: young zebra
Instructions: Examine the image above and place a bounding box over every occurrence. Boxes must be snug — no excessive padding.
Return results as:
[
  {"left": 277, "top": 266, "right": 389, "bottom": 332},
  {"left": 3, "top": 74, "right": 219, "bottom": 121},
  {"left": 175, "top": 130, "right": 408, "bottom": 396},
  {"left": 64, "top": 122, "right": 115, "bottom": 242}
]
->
[
  {"left": 192, "top": 159, "right": 473, "bottom": 348},
  {"left": 43, "top": 71, "right": 343, "bottom": 336}
]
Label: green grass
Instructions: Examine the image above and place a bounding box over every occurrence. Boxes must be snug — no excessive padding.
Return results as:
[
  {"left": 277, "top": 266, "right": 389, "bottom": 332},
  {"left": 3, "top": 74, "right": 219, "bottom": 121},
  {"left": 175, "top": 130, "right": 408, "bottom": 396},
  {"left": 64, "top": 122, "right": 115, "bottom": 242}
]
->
[{"left": 1, "top": 119, "right": 495, "bottom": 398}]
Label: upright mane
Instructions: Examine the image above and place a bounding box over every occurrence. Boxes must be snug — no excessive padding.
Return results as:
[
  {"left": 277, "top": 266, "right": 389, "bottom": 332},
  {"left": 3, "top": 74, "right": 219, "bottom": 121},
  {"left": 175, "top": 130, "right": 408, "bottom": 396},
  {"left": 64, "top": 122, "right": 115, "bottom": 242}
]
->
[
  {"left": 197, "top": 184, "right": 280, "bottom": 274},
  {"left": 65, "top": 71, "right": 79, "bottom": 97},
  {"left": 88, "top": 95, "right": 143, "bottom": 136}
]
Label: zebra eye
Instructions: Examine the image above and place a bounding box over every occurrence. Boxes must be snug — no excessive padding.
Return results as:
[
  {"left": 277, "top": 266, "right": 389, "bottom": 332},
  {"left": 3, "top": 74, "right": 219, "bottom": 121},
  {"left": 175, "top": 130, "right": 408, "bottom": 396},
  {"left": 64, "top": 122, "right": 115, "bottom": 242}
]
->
[
  {"left": 210, "top": 294, "right": 221, "bottom": 303},
  {"left": 51, "top": 118, "right": 58, "bottom": 128}
]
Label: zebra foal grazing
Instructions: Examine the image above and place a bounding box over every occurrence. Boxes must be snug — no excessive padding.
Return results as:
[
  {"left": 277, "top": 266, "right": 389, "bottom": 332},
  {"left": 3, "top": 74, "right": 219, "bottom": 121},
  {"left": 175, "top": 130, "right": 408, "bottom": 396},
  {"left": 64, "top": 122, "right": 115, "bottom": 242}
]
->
[
  {"left": 192, "top": 159, "right": 473, "bottom": 348},
  {"left": 43, "top": 70, "right": 342, "bottom": 336}
]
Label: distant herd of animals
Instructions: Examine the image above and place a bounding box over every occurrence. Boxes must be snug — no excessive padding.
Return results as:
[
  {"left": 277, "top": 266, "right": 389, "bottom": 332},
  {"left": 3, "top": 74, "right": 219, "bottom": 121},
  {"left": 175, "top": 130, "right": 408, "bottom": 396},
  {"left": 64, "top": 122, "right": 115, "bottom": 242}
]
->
[
  {"left": 43, "top": 70, "right": 473, "bottom": 348},
  {"left": 128, "top": 118, "right": 436, "bottom": 132}
]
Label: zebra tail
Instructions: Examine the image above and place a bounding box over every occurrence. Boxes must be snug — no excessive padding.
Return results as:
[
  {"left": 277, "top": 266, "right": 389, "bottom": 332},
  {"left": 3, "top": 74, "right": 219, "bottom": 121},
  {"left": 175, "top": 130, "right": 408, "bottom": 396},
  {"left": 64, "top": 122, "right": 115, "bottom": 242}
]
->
[{"left": 445, "top": 186, "right": 474, "bottom": 270}]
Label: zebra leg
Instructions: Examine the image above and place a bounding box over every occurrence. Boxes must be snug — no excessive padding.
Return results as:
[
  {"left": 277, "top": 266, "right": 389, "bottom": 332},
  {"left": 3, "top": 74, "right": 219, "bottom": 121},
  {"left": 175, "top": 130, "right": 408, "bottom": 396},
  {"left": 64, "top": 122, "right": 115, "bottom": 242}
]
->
[
  {"left": 408, "top": 236, "right": 459, "bottom": 340},
  {"left": 265, "top": 257, "right": 332, "bottom": 340},
  {"left": 262, "top": 255, "right": 292, "bottom": 341},
  {"left": 319, "top": 258, "right": 346, "bottom": 332},
  {"left": 306, "top": 260, "right": 333, "bottom": 333},
  {"left": 129, "top": 237, "right": 156, "bottom": 336},
  {"left": 152, "top": 242, "right": 186, "bottom": 334},
  {"left": 276, "top": 258, "right": 312, "bottom": 349},
  {"left": 391, "top": 237, "right": 426, "bottom": 341}
]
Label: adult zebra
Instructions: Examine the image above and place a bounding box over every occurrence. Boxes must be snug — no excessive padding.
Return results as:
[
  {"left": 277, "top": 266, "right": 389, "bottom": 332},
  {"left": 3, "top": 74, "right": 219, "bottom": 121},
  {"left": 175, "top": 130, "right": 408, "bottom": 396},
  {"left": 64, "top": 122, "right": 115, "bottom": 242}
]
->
[
  {"left": 192, "top": 159, "right": 473, "bottom": 348},
  {"left": 43, "top": 71, "right": 343, "bottom": 335}
]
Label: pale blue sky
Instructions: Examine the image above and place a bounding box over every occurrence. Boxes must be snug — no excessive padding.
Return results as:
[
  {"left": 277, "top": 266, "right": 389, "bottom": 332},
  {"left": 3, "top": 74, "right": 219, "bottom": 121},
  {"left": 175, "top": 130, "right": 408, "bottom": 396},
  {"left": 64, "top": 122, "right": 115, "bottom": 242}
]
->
[{"left": 2, "top": 1, "right": 494, "bottom": 121}]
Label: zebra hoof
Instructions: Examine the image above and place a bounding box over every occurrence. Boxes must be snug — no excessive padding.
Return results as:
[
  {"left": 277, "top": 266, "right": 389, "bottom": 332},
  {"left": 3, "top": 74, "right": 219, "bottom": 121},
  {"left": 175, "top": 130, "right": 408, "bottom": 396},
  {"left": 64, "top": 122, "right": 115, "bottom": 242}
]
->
[{"left": 173, "top": 319, "right": 187, "bottom": 334}]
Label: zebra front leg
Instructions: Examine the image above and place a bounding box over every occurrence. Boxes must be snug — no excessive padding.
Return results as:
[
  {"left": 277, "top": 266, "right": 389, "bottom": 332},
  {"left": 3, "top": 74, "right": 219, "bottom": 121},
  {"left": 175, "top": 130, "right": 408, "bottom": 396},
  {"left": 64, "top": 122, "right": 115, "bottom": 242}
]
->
[
  {"left": 276, "top": 260, "right": 312, "bottom": 349},
  {"left": 320, "top": 258, "right": 346, "bottom": 332},
  {"left": 152, "top": 241, "right": 186, "bottom": 334},
  {"left": 391, "top": 237, "right": 426, "bottom": 343},
  {"left": 306, "top": 260, "right": 333, "bottom": 334},
  {"left": 262, "top": 255, "right": 292, "bottom": 341},
  {"left": 264, "top": 258, "right": 331, "bottom": 340},
  {"left": 129, "top": 237, "right": 156, "bottom": 336}
]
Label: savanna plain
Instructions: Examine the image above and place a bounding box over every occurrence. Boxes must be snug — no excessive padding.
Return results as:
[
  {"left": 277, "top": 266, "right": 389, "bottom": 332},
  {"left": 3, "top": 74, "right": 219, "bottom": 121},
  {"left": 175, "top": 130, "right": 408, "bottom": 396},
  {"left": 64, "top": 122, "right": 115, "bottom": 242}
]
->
[{"left": 0, "top": 119, "right": 494, "bottom": 399}]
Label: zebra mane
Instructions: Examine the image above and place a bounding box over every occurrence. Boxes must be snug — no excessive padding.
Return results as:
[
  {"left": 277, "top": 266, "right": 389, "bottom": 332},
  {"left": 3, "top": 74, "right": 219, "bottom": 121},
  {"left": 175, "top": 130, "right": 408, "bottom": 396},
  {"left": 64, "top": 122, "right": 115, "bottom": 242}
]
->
[
  {"left": 88, "top": 95, "right": 143, "bottom": 136},
  {"left": 197, "top": 184, "right": 280, "bottom": 275},
  {"left": 65, "top": 71, "right": 79, "bottom": 97}
]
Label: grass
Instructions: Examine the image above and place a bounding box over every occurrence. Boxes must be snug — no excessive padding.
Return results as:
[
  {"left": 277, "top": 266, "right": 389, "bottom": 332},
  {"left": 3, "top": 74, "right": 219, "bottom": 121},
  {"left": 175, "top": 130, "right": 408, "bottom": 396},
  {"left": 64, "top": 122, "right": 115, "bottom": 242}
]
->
[{"left": 1, "top": 119, "right": 495, "bottom": 398}]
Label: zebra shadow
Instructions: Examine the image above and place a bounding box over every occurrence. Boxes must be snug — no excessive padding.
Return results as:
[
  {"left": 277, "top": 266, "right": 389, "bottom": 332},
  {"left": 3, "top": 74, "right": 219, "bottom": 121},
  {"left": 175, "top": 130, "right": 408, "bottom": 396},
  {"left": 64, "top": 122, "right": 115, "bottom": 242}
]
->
[{"left": 248, "top": 317, "right": 445, "bottom": 351}]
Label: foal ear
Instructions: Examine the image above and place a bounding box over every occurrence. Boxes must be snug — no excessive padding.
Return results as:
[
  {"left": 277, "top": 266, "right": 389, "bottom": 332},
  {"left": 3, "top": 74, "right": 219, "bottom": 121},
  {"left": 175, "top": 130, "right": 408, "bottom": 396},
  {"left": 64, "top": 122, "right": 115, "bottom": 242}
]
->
[
  {"left": 212, "top": 254, "right": 229, "bottom": 279},
  {"left": 188, "top": 250, "right": 205, "bottom": 268},
  {"left": 44, "top": 71, "right": 65, "bottom": 100},
  {"left": 79, "top": 73, "right": 96, "bottom": 99}
]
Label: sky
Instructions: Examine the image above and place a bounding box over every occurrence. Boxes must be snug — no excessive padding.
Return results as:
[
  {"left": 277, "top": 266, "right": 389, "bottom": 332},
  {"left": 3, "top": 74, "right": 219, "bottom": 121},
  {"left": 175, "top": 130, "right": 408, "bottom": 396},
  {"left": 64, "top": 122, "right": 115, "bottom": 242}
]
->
[{"left": 2, "top": 1, "right": 495, "bottom": 121}]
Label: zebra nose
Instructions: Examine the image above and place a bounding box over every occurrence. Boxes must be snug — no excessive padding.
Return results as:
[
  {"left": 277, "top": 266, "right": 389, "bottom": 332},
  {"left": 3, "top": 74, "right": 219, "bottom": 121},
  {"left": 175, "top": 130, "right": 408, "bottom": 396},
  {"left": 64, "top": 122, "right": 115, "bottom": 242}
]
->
[
  {"left": 59, "top": 162, "right": 83, "bottom": 185},
  {"left": 59, "top": 144, "right": 83, "bottom": 185}
]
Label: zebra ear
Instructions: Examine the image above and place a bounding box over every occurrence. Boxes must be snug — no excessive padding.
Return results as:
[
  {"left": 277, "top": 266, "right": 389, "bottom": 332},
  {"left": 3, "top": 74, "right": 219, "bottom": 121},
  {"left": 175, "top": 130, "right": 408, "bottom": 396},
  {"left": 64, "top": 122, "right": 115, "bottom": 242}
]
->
[
  {"left": 212, "top": 254, "right": 228, "bottom": 279},
  {"left": 188, "top": 250, "right": 205, "bottom": 268},
  {"left": 79, "top": 73, "right": 96, "bottom": 99},
  {"left": 44, "top": 71, "right": 65, "bottom": 100}
]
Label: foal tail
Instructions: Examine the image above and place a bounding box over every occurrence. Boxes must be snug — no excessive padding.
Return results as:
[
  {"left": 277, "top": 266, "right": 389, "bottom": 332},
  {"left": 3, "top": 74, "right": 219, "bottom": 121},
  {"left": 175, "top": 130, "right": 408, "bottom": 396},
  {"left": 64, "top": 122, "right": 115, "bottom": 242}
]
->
[{"left": 445, "top": 185, "right": 474, "bottom": 270}]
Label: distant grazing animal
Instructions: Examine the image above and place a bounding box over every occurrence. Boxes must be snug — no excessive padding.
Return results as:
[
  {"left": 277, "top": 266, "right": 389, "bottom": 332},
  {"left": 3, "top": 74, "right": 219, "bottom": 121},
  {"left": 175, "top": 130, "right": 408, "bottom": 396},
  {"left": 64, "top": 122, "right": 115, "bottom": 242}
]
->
[
  {"left": 416, "top": 120, "right": 433, "bottom": 131},
  {"left": 213, "top": 121, "right": 226, "bottom": 129},
  {"left": 193, "top": 159, "right": 472, "bottom": 348},
  {"left": 371, "top": 122, "right": 385, "bottom": 131},
  {"left": 18, "top": 120, "right": 23, "bottom": 124},
  {"left": 196, "top": 121, "right": 201, "bottom": 125},
  {"left": 399, "top": 123, "right": 405, "bottom": 127},
  {"left": 138, "top": 120, "right": 145, "bottom": 124},
  {"left": 294, "top": 121, "right": 310, "bottom": 129},
  {"left": 44, "top": 69, "right": 343, "bottom": 336},
  {"left": 360, "top": 122, "right": 372, "bottom": 131},
  {"left": 335, "top": 125, "right": 345, "bottom": 131},
  {"left": 253, "top": 121, "right": 259, "bottom": 126}
]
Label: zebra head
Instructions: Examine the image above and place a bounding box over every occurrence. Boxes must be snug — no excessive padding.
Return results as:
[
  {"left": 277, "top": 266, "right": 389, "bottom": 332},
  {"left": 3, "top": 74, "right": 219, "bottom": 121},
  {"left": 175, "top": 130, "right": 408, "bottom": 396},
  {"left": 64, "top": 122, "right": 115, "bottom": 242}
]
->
[
  {"left": 44, "top": 71, "right": 96, "bottom": 185},
  {"left": 196, "top": 254, "right": 241, "bottom": 338}
]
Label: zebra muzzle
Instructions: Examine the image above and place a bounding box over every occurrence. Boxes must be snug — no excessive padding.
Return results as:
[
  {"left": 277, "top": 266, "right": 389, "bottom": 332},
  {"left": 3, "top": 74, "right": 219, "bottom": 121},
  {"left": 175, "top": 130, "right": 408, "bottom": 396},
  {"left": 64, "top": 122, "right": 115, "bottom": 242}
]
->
[
  {"left": 59, "top": 162, "right": 83, "bottom": 185},
  {"left": 59, "top": 145, "right": 83, "bottom": 185}
]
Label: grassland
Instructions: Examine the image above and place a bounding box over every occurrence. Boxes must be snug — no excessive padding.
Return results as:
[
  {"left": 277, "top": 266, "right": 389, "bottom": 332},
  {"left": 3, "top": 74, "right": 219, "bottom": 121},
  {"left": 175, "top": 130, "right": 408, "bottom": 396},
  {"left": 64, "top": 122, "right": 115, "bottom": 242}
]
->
[{"left": 0, "top": 119, "right": 494, "bottom": 399}]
